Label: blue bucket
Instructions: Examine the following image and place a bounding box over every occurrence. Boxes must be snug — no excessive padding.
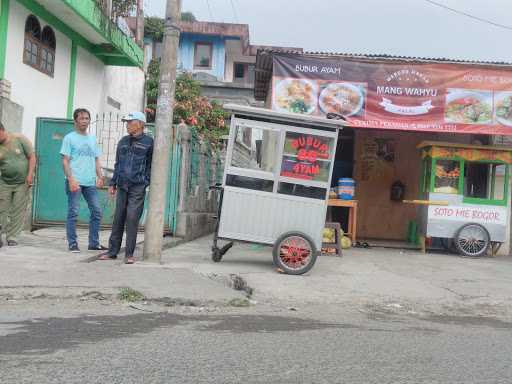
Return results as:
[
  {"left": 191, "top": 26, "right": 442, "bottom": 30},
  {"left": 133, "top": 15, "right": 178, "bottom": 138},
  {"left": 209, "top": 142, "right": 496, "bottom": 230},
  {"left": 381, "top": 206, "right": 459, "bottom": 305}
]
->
[{"left": 337, "top": 178, "right": 355, "bottom": 200}]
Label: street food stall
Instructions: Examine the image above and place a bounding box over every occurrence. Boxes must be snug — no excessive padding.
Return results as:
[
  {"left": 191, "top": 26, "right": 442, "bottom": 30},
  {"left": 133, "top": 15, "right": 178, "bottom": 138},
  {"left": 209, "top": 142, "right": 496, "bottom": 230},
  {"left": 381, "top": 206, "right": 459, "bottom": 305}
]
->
[
  {"left": 210, "top": 104, "right": 345, "bottom": 274},
  {"left": 414, "top": 141, "right": 511, "bottom": 257}
]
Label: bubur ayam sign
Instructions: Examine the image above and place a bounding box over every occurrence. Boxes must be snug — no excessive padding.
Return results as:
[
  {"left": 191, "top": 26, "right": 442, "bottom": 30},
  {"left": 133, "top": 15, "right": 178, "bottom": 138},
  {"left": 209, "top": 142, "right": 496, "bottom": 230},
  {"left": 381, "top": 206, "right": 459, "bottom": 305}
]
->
[
  {"left": 271, "top": 54, "right": 512, "bottom": 135},
  {"left": 280, "top": 131, "right": 334, "bottom": 182}
]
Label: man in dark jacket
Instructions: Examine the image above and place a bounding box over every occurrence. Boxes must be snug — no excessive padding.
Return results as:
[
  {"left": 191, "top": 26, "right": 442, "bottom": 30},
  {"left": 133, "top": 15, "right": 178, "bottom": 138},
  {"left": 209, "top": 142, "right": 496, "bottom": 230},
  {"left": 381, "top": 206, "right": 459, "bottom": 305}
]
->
[{"left": 99, "top": 112, "right": 153, "bottom": 264}]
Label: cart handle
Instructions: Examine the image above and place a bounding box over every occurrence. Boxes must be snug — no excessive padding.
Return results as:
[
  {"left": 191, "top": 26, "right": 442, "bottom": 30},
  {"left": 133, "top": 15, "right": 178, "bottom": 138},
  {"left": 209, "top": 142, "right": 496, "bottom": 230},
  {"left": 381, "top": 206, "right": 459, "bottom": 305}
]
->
[
  {"left": 402, "top": 199, "right": 449, "bottom": 206},
  {"left": 209, "top": 183, "right": 223, "bottom": 191}
]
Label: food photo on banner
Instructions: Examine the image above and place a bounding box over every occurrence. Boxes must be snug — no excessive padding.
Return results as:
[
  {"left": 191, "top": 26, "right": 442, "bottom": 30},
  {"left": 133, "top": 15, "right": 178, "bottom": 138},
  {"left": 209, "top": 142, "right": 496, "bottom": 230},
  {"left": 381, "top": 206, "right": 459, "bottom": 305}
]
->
[{"left": 271, "top": 54, "right": 512, "bottom": 135}]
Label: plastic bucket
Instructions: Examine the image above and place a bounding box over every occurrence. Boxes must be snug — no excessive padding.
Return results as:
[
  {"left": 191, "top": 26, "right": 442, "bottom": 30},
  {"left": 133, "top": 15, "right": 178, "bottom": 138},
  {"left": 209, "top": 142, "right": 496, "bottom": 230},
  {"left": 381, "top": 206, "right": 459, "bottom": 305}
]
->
[{"left": 337, "top": 178, "right": 355, "bottom": 200}]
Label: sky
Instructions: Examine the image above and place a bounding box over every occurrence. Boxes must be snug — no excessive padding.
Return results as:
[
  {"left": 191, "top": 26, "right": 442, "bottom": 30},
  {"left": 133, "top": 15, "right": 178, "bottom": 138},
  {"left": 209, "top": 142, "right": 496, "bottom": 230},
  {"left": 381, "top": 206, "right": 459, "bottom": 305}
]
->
[{"left": 143, "top": 0, "right": 512, "bottom": 63}]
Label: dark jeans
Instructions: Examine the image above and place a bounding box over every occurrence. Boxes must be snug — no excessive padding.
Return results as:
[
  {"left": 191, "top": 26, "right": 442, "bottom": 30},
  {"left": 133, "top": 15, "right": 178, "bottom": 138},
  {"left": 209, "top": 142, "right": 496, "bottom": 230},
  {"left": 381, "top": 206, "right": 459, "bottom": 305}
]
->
[
  {"left": 65, "top": 182, "right": 102, "bottom": 248},
  {"left": 108, "top": 184, "right": 146, "bottom": 257}
]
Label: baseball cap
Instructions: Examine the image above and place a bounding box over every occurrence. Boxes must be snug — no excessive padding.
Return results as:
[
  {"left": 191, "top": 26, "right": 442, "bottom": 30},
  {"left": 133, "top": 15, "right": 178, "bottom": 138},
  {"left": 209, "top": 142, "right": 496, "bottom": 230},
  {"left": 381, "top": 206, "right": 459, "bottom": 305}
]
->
[{"left": 122, "top": 111, "right": 146, "bottom": 123}]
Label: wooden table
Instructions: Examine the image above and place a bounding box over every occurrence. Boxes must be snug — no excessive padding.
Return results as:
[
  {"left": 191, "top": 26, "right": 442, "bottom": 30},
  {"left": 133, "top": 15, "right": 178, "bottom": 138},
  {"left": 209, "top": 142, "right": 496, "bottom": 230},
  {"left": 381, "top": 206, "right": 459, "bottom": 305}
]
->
[{"left": 327, "top": 199, "right": 358, "bottom": 244}]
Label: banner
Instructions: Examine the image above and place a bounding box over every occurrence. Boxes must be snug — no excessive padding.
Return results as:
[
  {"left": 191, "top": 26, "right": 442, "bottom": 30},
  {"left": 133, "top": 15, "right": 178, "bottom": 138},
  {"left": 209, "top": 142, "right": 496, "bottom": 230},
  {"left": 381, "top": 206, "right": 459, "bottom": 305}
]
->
[{"left": 271, "top": 54, "right": 512, "bottom": 135}]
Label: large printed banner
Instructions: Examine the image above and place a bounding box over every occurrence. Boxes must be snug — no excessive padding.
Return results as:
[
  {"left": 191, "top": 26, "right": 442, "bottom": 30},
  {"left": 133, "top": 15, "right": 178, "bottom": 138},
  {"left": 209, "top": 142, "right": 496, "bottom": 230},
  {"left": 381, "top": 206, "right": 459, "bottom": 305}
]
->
[{"left": 272, "top": 54, "right": 512, "bottom": 135}]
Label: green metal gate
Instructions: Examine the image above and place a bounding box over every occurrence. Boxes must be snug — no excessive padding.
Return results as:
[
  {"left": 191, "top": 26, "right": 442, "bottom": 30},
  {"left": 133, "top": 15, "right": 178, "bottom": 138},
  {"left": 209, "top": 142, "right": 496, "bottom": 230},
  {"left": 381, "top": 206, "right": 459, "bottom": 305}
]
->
[{"left": 32, "top": 117, "right": 180, "bottom": 232}]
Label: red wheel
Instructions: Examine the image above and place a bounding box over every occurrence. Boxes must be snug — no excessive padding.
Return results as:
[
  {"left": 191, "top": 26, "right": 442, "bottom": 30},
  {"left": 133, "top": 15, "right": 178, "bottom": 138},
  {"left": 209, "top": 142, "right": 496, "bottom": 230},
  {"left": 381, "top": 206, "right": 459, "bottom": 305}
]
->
[{"left": 273, "top": 232, "right": 317, "bottom": 275}]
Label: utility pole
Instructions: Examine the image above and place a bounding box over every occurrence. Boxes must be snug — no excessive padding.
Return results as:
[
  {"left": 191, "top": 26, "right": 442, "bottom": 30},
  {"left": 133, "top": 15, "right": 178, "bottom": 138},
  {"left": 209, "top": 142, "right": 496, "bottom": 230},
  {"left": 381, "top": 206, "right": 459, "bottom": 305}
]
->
[{"left": 143, "top": 0, "right": 181, "bottom": 263}]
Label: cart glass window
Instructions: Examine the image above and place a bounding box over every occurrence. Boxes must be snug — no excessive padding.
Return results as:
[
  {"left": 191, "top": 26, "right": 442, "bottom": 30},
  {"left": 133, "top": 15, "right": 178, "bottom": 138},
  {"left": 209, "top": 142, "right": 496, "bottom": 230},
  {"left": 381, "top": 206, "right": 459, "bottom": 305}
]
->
[
  {"left": 225, "top": 174, "right": 274, "bottom": 192},
  {"left": 464, "top": 162, "right": 507, "bottom": 202},
  {"left": 230, "top": 125, "right": 280, "bottom": 173},
  {"left": 434, "top": 159, "right": 461, "bottom": 194},
  {"left": 277, "top": 182, "right": 327, "bottom": 200},
  {"left": 280, "top": 132, "right": 335, "bottom": 183}
]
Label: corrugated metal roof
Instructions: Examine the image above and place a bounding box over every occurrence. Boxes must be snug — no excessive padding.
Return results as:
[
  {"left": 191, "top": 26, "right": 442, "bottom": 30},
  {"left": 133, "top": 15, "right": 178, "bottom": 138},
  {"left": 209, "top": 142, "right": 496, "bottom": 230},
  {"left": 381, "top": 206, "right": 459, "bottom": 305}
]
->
[{"left": 254, "top": 49, "right": 512, "bottom": 101}]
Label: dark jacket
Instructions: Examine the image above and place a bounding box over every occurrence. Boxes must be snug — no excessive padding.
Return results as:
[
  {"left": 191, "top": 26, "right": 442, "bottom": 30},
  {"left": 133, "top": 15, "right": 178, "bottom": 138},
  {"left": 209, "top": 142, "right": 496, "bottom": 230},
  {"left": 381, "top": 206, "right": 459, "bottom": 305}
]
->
[{"left": 110, "top": 133, "right": 153, "bottom": 190}]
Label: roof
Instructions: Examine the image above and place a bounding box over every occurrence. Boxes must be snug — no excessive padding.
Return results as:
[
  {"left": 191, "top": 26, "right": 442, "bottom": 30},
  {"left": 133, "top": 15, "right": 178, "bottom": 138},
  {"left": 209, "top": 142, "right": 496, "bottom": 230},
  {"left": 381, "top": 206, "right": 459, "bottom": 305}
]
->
[
  {"left": 254, "top": 50, "right": 512, "bottom": 101},
  {"left": 223, "top": 104, "right": 346, "bottom": 130},
  {"left": 417, "top": 141, "right": 512, "bottom": 152},
  {"left": 178, "top": 21, "right": 250, "bottom": 52}
]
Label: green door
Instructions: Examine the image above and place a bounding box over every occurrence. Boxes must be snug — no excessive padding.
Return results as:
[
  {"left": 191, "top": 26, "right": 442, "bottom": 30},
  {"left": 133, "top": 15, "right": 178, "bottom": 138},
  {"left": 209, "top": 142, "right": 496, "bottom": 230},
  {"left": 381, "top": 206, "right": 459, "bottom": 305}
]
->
[{"left": 32, "top": 118, "right": 178, "bottom": 231}]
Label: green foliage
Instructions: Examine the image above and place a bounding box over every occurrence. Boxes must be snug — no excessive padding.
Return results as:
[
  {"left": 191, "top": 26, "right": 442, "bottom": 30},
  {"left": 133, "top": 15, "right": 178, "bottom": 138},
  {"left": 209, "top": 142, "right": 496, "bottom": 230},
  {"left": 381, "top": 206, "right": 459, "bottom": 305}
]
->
[
  {"left": 181, "top": 12, "right": 197, "bottom": 22},
  {"left": 144, "top": 13, "right": 197, "bottom": 42},
  {"left": 144, "top": 16, "right": 164, "bottom": 41},
  {"left": 118, "top": 287, "right": 145, "bottom": 302},
  {"left": 145, "top": 60, "right": 228, "bottom": 144},
  {"left": 112, "top": 0, "right": 136, "bottom": 17}
]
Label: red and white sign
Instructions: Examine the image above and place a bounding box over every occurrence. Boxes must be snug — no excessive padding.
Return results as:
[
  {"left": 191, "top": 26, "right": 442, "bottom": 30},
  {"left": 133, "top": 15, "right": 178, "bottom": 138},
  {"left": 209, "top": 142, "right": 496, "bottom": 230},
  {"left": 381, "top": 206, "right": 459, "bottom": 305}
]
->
[{"left": 428, "top": 205, "right": 508, "bottom": 225}]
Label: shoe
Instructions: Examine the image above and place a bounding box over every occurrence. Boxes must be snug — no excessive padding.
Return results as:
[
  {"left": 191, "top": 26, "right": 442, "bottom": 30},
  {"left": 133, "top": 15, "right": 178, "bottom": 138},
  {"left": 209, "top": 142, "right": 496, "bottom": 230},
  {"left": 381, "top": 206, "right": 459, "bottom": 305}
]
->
[
  {"left": 98, "top": 253, "right": 117, "bottom": 260},
  {"left": 125, "top": 256, "right": 135, "bottom": 264},
  {"left": 69, "top": 244, "right": 80, "bottom": 253},
  {"left": 88, "top": 244, "right": 108, "bottom": 251},
  {"left": 7, "top": 240, "right": 18, "bottom": 246}
]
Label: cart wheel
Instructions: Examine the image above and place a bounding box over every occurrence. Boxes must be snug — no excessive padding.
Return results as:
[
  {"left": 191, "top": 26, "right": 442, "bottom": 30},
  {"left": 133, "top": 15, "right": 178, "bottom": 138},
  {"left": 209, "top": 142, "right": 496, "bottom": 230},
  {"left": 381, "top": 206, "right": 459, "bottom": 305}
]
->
[
  {"left": 454, "top": 223, "right": 490, "bottom": 258},
  {"left": 273, "top": 232, "right": 317, "bottom": 275},
  {"left": 212, "top": 248, "right": 223, "bottom": 262}
]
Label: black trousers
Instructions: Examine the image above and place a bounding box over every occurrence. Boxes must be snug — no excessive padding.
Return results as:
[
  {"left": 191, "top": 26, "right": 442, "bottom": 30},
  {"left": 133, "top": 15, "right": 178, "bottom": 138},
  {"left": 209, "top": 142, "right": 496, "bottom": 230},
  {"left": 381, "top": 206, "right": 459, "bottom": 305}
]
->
[{"left": 108, "top": 184, "right": 146, "bottom": 257}]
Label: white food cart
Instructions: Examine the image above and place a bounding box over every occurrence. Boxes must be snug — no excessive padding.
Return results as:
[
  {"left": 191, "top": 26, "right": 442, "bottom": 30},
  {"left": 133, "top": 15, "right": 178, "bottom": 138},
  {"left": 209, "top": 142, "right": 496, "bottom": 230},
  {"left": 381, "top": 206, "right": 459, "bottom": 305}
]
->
[
  {"left": 211, "top": 104, "right": 345, "bottom": 274},
  {"left": 416, "top": 141, "right": 512, "bottom": 257}
]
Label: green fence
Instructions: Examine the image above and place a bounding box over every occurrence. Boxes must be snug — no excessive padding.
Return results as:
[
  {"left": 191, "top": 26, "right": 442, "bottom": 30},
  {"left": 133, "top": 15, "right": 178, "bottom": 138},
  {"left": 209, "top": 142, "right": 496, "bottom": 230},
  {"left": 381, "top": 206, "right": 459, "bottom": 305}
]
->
[{"left": 185, "top": 127, "right": 223, "bottom": 193}]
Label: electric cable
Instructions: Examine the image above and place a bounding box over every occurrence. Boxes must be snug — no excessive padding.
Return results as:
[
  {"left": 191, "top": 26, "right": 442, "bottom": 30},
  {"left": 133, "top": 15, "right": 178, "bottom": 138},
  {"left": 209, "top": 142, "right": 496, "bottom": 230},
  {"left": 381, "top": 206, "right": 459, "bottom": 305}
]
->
[
  {"left": 230, "top": 0, "right": 239, "bottom": 22},
  {"left": 205, "top": 0, "right": 214, "bottom": 20},
  {"left": 422, "top": 0, "right": 512, "bottom": 31}
]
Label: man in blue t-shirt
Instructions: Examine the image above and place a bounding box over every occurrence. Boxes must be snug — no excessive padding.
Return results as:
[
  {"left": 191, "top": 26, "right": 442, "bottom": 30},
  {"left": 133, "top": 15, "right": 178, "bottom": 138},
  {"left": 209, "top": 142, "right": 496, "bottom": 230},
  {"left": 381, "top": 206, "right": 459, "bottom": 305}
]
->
[{"left": 60, "top": 108, "right": 107, "bottom": 253}]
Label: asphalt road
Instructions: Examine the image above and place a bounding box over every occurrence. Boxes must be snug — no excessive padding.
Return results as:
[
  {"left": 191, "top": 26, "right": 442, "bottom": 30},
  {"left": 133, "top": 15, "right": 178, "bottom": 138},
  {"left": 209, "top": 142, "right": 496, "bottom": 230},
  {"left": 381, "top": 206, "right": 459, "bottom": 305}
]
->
[{"left": 1, "top": 300, "right": 512, "bottom": 384}]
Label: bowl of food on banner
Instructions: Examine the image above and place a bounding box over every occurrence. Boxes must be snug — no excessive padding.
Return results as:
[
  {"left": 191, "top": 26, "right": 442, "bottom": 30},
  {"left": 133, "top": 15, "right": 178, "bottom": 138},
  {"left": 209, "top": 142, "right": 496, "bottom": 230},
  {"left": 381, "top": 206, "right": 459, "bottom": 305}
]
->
[
  {"left": 494, "top": 91, "right": 512, "bottom": 127},
  {"left": 273, "top": 79, "right": 318, "bottom": 115},
  {"left": 444, "top": 89, "right": 492, "bottom": 124},
  {"left": 319, "top": 82, "right": 364, "bottom": 117}
]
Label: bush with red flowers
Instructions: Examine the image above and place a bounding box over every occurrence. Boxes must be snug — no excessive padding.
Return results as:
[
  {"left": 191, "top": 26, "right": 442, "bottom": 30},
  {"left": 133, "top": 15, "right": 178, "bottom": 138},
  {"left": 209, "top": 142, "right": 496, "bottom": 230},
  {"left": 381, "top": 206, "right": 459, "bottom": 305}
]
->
[{"left": 145, "top": 59, "right": 228, "bottom": 144}]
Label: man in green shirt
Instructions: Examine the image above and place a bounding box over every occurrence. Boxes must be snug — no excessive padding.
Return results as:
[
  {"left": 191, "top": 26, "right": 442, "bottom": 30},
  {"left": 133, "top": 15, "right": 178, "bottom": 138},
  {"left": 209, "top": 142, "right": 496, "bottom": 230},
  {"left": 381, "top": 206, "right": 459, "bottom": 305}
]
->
[{"left": 0, "top": 122, "right": 37, "bottom": 247}]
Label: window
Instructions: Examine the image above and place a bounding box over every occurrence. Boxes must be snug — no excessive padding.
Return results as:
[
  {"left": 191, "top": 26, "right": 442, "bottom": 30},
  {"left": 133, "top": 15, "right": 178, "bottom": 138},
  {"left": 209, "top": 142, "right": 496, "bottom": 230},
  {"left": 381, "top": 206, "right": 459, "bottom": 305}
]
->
[
  {"left": 278, "top": 182, "right": 327, "bottom": 200},
  {"left": 464, "top": 162, "right": 507, "bottom": 202},
  {"left": 233, "top": 63, "right": 255, "bottom": 84},
  {"left": 226, "top": 175, "right": 274, "bottom": 192},
  {"left": 230, "top": 125, "right": 280, "bottom": 173},
  {"left": 40, "top": 27, "right": 56, "bottom": 75},
  {"left": 280, "top": 131, "right": 335, "bottom": 183},
  {"left": 234, "top": 63, "right": 245, "bottom": 80},
  {"left": 23, "top": 16, "right": 55, "bottom": 76},
  {"left": 193, "top": 42, "right": 212, "bottom": 69},
  {"left": 434, "top": 159, "right": 460, "bottom": 194}
]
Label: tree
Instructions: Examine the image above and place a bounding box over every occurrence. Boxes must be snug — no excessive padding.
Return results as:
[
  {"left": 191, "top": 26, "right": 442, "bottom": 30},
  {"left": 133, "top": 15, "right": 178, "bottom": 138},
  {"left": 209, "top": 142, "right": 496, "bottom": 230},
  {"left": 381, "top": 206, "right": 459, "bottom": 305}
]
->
[
  {"left": 144, "top": 13, "right": 197, "bottom": 42},
  {"left": 112, "top": 0, "right": 136, "bottom": 17},
  {"left": 95, "top": 0, "right": 136, "bottom": 17},
  {"left": 181, "top": 12, "right": 197, "bottom": 22},
  {"left": 145, "top": 59, "right": 228, "bottom": 144}
]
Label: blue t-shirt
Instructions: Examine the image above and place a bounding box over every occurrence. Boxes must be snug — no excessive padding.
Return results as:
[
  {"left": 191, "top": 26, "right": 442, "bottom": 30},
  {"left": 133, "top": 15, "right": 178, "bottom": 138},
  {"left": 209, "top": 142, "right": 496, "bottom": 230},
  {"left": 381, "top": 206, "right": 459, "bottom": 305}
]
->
[{"left": 60, "top": 131, "right": 101, "bottom": 186}]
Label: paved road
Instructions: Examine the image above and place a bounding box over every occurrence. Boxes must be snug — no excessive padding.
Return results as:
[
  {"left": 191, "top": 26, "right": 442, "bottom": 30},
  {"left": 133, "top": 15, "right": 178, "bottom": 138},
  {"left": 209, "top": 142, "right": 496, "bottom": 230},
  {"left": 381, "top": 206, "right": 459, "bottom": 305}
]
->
[{"left": 1, "top": 299, "right": 511, "bottom": 384}]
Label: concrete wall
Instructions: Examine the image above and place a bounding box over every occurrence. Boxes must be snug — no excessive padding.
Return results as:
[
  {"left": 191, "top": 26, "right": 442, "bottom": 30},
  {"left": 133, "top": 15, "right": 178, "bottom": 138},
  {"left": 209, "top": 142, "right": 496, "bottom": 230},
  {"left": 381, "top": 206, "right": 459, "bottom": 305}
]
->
[
  {"left": 101, "top": 66, "right": 145, "bottom": 115},
  {"left": 74, "top": 47, "right": 104, "bottom": 116},
  {"left": 179, "top": 33, "right": 226, "bottom": 80},
  {"left": 224, "top": 39, "right": 255, "bottom": 83},
  {"left": 3, "top": 2, "right": 145, "bottom": 141},
  {"left": 0, "top": 97, "right": 23, "bottom": 133},
  {"left": 5, "top": 1, "right": 71, "bottom": 140}
]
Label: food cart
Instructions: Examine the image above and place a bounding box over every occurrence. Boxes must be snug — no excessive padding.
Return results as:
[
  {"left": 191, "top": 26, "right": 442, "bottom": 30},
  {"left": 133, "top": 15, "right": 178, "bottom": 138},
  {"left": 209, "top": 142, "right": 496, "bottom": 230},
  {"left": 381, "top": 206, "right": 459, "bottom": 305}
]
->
[
  {"left": 416, "top": 141, "right": 511, "bottom": 257},
  {"left": 211, "top": 104, "right": 345, "bottom": 274}
]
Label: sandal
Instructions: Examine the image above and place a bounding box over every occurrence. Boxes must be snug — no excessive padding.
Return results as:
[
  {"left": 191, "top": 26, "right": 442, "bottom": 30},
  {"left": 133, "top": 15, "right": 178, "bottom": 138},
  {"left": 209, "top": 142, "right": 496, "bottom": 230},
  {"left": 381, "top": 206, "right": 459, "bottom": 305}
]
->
[
  {"left": 98, "top": 253, "right": 117, "bottom": 260},
  {"left": 125, "top": 256, "right": 135, "bottom": 264}
]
